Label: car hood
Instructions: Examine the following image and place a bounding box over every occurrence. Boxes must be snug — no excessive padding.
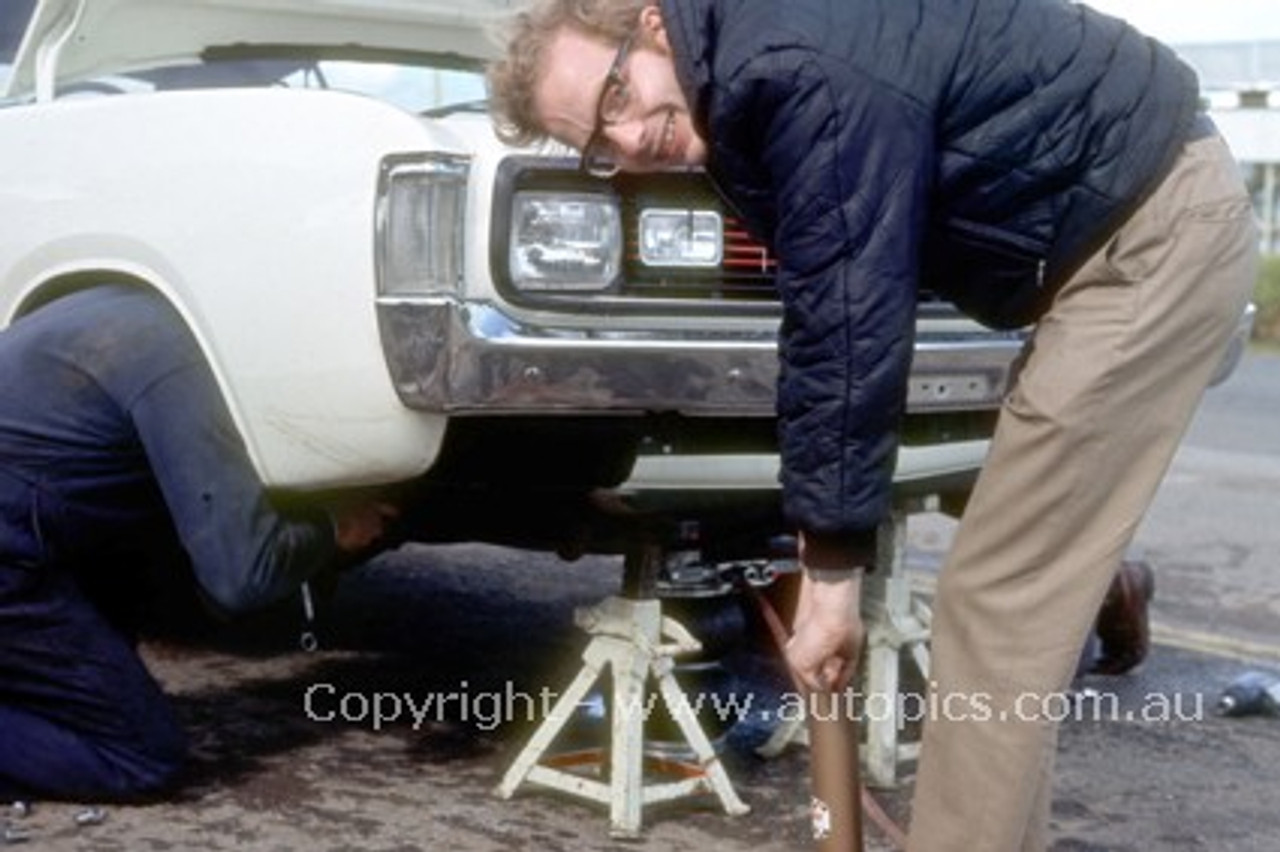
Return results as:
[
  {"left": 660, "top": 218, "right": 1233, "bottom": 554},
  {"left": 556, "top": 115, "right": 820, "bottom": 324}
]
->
[{"left": 4, "top": 0, "right": 513, "bottom": 99}]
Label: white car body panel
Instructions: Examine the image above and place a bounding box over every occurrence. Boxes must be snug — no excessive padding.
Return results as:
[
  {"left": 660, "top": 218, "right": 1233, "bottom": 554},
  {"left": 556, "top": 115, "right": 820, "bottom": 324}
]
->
[{"left": 0, "top": 86, "right": 467, "bottom": 486}]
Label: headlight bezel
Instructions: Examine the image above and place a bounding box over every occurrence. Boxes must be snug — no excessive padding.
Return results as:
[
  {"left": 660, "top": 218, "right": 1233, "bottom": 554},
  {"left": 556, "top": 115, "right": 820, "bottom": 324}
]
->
[{"left": 491, "top": 157, "right": 781, "bottom": 316}]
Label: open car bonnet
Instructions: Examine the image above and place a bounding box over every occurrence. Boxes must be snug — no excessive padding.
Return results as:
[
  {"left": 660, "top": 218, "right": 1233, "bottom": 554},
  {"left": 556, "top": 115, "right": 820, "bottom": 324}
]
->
[{"left": 4, "top": 0, "right": 513, "bottom": 100}]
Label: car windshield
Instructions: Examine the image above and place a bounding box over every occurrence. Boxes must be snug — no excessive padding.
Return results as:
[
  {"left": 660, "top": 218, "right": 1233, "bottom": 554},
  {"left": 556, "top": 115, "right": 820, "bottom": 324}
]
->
[{"left": 61, "top": 49, "right": 487, "bottom": 114}]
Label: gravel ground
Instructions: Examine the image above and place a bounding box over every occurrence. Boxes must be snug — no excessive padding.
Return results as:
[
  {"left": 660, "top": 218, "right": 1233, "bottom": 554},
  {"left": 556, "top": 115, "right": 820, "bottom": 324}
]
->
[{"left": 6, "top": 541, "right": 1279, "bottom": 852}]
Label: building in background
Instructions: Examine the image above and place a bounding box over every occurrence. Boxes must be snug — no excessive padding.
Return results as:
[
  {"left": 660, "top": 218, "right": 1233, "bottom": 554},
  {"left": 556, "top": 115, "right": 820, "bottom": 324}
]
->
[{"left": 1178, "top": 40, "right": 1280, "bottom": 255}]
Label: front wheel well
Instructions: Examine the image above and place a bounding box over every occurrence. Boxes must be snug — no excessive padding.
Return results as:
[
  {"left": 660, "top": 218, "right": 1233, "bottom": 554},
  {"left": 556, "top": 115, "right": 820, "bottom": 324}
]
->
[{"left": 13, "top": 272, "right": 159, "bottom": 320}]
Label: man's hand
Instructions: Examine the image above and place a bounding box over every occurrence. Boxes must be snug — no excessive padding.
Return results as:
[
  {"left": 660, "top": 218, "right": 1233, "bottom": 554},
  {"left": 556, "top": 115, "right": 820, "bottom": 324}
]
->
[
  {"left": 331, "top": 500, "right": 400, "bottom": 553},
  {"left": 786, "top": 550, "right": 866, "bottom": 693}
]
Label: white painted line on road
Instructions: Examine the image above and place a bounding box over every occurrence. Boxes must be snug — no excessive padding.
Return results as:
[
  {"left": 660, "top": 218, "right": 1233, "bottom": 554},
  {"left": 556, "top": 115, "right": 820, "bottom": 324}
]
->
[
  {"left": 1151, "top": 621, "right": 1280, "bottom": 665},
  {"left": 905, "top": 574, "right": 1280, "bottom": 665}
]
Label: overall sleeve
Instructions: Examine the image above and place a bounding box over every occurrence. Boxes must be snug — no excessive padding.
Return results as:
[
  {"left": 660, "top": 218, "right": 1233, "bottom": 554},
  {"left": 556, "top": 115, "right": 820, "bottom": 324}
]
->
[
  {"left": 127, "top": 360, "right": 339, "bottom": 615},
  {"left": 716, "top": 52, "right": 933, "bottom": 562}
]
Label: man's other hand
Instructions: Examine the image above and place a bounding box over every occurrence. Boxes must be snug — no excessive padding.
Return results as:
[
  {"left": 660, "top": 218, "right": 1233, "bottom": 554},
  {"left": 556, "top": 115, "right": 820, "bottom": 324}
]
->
[{"left": 331, "top": 501, "right": 400, "bottom": 553}]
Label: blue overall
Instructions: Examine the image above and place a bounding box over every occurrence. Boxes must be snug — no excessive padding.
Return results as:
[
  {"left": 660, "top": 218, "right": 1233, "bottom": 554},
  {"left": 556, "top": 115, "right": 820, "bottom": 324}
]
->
[{"left": 0, "top": 285, "right": 339, "bottom": 801}]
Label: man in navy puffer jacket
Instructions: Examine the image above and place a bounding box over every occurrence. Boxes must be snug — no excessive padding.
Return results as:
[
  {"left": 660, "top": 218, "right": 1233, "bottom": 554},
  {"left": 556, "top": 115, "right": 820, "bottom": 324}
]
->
[{"left": 488, "top": 1, "right": 1258, "bottom": 847}]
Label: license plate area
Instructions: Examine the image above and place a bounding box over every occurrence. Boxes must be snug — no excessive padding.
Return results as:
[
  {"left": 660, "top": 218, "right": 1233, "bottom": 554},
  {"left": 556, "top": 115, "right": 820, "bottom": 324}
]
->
[{"left": 907, "top": 372, "right": 1002, "bottom": 411}]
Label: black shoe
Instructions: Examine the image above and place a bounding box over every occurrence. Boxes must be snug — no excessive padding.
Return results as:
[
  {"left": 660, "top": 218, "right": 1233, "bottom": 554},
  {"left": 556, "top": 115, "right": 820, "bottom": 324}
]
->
[{"left": 1090, "top": 560, "right": 1155, "bottom": 676}]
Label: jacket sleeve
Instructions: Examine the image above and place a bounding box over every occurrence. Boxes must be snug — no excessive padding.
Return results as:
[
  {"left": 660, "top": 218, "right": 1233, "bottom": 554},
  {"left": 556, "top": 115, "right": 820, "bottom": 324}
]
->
[
  {"left": 713, "top": 50, "right": 932, "bottom": 560},
  {"left": 128, "top": 360, "right": 340, "bottom": 615}
]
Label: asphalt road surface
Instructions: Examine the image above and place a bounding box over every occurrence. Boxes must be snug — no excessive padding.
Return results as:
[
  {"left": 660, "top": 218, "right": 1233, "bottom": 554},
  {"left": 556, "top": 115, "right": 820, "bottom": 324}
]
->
[{"left": 5, "top": 352, "right": 1278, "bottom": 852}]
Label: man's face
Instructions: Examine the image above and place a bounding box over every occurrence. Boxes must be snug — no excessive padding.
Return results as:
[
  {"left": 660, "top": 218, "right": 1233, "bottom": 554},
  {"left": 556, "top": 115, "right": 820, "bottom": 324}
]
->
[{"left": 533, "top": 7, "right": 707, "bottom": 174}]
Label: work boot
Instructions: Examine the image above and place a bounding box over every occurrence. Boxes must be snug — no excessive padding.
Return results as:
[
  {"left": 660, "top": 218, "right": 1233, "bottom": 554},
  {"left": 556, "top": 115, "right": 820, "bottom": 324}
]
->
[{"left": 1091, "top": 560, "right": 1156, "bottom": 676}]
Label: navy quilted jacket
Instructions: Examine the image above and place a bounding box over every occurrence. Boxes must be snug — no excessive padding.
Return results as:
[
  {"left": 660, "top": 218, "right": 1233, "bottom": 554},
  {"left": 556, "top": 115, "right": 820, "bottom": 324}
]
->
[{"left": 661, "top": 0, "right": 1199, "bottom": 552}]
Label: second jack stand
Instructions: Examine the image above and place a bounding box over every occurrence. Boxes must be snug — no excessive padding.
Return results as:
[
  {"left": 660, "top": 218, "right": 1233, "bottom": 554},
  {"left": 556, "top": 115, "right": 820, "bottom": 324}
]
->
[
  {"left": 495, "top": 539, "right": 750, "bottom": 838},
  {"left": 758, "top": 506, "right": 933, "bottom": 788}
]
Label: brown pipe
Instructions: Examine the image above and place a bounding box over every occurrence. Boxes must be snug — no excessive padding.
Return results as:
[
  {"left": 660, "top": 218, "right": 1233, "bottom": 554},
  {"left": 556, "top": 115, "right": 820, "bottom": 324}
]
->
[
  {"left": 746, "top": 583, "right": 866, "bottom": 851},
  {"left": 807, "top": 690, "right": 864, "bottom": 852}
]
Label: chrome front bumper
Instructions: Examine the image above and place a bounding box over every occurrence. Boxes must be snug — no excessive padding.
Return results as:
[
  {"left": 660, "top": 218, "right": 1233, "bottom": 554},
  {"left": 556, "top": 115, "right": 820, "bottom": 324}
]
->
[{"left": 376, "top": 298, "right": 1026, "bottom": 417}]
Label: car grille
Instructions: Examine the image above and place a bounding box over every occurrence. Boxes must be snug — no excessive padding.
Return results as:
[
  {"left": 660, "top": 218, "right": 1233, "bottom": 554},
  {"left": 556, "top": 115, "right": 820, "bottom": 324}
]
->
[{"left": 614, "top": 172, "right": 952, "bottom": 309}]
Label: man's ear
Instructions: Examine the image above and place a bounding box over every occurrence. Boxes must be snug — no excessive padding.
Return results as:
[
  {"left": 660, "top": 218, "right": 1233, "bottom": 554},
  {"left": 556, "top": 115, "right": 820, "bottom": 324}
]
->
[{"left": 638, "top": 5, "right": 670, "bottom": 53}]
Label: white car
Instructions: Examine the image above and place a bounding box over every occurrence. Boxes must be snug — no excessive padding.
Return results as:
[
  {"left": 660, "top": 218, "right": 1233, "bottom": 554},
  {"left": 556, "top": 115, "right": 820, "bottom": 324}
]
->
[{"left": 0, "top": 0, "right": 1065, "bottom": 561}]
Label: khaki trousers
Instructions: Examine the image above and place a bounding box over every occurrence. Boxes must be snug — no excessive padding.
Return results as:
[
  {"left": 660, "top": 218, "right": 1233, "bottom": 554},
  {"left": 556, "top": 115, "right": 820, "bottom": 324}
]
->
[{"left": 907, "top": 132, "right": 1258, "bottom": 851}]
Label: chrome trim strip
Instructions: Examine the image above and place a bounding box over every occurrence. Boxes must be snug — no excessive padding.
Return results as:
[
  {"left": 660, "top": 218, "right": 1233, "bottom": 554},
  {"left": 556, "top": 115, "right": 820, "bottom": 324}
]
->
[{"left": 621, "top": 440, "right": 991, "bottom": 492}]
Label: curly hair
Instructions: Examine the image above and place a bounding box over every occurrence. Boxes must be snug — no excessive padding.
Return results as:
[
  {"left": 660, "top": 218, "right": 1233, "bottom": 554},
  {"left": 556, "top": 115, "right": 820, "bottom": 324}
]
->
[{"left": 487, "top": 0, "right": 651, "bottom": 147}]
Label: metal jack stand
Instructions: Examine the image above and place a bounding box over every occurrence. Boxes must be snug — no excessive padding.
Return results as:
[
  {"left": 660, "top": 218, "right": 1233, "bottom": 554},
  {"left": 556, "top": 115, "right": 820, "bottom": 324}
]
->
[
  {"left": 758, "top": 506, "right": 934, "bottom": 788},
  {"left": 861, "top": 508, "right": 933, "bottom": 787},
  {"left": 496, "top": 538, "right": 750, "bottom": 838}
]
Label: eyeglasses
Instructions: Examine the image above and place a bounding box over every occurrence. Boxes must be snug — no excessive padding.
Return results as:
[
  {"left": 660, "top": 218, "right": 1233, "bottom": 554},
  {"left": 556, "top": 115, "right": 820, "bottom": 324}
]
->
[{"left": 579, "top": 32, "right": 636, "bottom": 178}]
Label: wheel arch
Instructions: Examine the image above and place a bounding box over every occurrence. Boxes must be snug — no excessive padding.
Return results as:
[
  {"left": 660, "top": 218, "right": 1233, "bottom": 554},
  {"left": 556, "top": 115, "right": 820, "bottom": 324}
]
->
[{"left": 10, "top": 267, "right": 269, "bottom": 479}]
